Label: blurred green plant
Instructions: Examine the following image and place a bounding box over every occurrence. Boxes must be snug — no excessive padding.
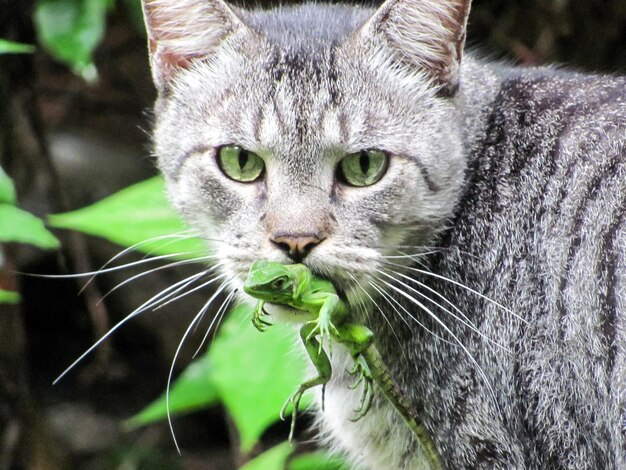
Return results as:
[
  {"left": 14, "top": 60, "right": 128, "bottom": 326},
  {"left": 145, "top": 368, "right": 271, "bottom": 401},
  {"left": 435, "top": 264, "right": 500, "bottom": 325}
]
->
[
  {"left": 48, "top": 176, "right": 347, "bottom": 469},
  {"left": 0, "top": 166, "right": 60, "bottom": 304},
  {"left": 0, "top": 38, "right": 35, "bottom": 54},
  {"left": 0, "top": 168, "right": 60, "bottom": 250},
  {"left": 32, "top": 0, "right": 145, "bottom": 81},
  {"left": 49, "top": 177, "right": 205, "bottom": 259},
  {"left": 34, "top": 0, "right": 114, "bottom": 80}
]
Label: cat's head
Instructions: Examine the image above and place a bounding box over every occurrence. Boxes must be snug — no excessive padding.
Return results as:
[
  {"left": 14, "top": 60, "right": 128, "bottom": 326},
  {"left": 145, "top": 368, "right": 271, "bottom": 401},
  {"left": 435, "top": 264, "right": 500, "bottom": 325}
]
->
[{"left": 143, "top": 0, "right": 471, "bottom": 308}]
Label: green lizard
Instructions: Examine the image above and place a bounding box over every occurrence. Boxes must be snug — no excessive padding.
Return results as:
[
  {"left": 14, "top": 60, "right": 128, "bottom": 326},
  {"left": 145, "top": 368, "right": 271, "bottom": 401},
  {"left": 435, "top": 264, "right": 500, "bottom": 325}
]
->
[{"left": 243, "top": 260, "right": 442, "bottom": 469}]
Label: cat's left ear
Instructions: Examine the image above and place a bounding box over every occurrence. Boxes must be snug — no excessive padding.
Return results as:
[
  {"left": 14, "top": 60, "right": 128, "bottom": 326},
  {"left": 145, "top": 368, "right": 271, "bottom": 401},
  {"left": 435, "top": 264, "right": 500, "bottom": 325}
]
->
[{"left": 355, "top": 0, "right": 471, "bottom": 96}]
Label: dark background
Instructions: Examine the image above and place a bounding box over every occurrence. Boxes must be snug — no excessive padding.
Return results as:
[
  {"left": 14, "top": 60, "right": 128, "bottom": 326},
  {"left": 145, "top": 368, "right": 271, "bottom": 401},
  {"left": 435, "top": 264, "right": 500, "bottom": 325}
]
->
[{"left": 1, "top": 1, "right": 625, "bottom": 469}]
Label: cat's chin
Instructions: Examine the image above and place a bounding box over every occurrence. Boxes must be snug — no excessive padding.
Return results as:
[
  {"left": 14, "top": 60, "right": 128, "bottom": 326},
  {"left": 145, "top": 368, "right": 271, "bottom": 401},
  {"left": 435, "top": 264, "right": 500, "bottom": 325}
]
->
[{"left": 263, "top": 303, "right": 315, "bottom": 324}]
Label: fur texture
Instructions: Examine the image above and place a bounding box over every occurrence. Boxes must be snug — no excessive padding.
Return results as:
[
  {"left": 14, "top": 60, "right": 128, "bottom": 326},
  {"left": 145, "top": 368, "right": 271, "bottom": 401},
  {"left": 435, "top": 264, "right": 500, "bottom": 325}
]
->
[{"left": 142, "top": 0, "right": 626, "bottom": 467}]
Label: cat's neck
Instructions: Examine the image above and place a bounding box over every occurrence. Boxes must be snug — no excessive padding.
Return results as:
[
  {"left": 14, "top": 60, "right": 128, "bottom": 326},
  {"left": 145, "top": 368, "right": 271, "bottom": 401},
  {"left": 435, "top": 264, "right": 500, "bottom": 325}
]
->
[{"left": 455, "top": 56, "right": 504, "bottom": 156}]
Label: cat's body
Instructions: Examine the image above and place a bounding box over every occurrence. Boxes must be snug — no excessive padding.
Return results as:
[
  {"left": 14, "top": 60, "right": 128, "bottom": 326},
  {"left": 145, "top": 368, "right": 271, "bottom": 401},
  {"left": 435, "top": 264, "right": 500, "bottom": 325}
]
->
[
  {"left": 318, "top": 63, "right": 626, "bottom": 469},
  {"left": 141, "top": 0, "right": 626, "bottom": 468}
]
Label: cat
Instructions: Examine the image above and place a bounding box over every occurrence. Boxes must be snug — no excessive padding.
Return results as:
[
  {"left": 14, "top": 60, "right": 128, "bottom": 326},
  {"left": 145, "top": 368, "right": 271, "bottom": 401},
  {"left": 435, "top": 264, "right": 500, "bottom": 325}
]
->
[{"left": 141, "top": 0, "right": 626, "bottom": 468}]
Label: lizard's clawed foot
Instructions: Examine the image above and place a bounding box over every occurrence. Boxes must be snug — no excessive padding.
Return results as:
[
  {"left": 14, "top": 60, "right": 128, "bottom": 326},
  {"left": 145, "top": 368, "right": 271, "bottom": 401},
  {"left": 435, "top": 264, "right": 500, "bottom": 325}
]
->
[
  {"left": 252, "top": 304, "right": 272, "bottom": 332},
  {"left": 280, "top": 385, "right": 308, "bottom": 442},
  {"left": 347, "top": 355, "right": 374, "bottom": 421},
  {"left": 305, "top": 317, "right": 340, "bottom": 355}
]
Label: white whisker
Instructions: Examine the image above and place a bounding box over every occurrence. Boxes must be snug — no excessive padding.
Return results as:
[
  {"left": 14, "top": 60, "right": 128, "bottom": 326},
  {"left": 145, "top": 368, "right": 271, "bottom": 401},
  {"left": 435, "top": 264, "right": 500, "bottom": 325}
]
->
[
  {"left": 193, "top": 288, "right": 237, "bottom": 358},
  {"left": 97, "top": 231, "right": 200, "bottom": 265},
  {"left": 382, "top": 251, "right": 439, "bottom": 259},
  {"left": 376, "top": 269, "right": 508, "bottom": 353},
  {"left": 381, "top": 260, "right": 526, "bottom": 324},
  {"left": 346, "top": 272, "right": 406, "bottom": 357},
  {"left": 375, "top": 244, "right": 484, "bottom": 262},
  {"left": 378, "top": 278, "right": 500, "bottom": 411},
  {"left": 345, "top": 272, "right": 368, "bottom": 313},
  {"left": 369, "top": 279, "right": 455, "bottom": 346},
  {"left": 347, "top": 278, "right": 409, "bottom": 361},
  {"left": 52, "top": 269, "right": 213, "bottom": 385},
  {"left": 154, "top": 271, "right": 228, "bottom": 311},
  {"left": 98, "top": 256, "right": 218, "bottom": 302},
  {"left": 27, "top": 251, "right": 214, "bottom": 281},
  {"left": 167, "top": 281, "right": 231, "bottom": 454}
]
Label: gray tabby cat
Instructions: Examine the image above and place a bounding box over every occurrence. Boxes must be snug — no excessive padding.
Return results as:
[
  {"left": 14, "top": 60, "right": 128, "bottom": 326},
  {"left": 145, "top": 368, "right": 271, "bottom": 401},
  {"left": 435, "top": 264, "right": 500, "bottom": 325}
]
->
[{"left": 141, "top": 0, "right": 626, "bottom": 468}]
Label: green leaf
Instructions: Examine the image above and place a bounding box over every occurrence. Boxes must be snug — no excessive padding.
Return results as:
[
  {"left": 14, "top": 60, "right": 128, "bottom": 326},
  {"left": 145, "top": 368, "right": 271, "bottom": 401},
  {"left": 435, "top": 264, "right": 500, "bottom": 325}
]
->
[
  {"left": 289, "top": 451, "right": 347, "bottom": 470},
  {"left": 0, "top": 38, "right": 35, "bottom": 55},
  {"left": 34, "top": 0, "right": 113, "bottom": 79},
  {"left": 0, "top": 205, "right": 60, "bottom": 249},
  {"left": 0, "top": 167, "right": 16, "bottom": 204},
  {"left": 210, "top": 304, "right": 311, "bottom": 453},
  {"left": 240, "top": 442, "right": 293, "bottom": 470},
  {"left": 128, "top": 353, "right": 219, "bottom": 427},
  {"left": 48, "top": 177, "right": 207, "bottom": 259},
  {"left": 0, "top": 289, "right": 21, "bottom": 304},
  {"left": 0, "top": 167, "right": 59, "bottom": 249}
]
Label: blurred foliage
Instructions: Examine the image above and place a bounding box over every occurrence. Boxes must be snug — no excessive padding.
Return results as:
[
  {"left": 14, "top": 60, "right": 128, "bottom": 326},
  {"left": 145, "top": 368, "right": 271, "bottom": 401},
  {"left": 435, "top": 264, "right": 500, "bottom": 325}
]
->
[
  {"left": 0, "top": 38, "right": 35, "bottom": 54},
  {"left": 127, "top": 351, "right": 220, "bottom": 426},
  {"left": 50, "top": 177, "right": 343, "bottom": 468},
  {"left": 0, "top": 166, "right": 16, "bottom": 203},
  {"left": 0, "top": 289, "right": 21, "bottom": 304},
  {"left": 0, "top": 205, "right": 60, "bottom": 249},
  {"left": 208, "top": 304, "right": 311, "bottom": 453},
  {"left": 0, "top": 166, "right": 59, "bottom": 305},
  {"left": 127, "top": 301, "right": 312, "bottom": 454},
  {"left": 34, "top": 0, "right": 114, "bottom": 80},
  {"left": 240, "top": 442, "right": 293, "bottom": 470},
  {"left": 32, "top": 0, "right": 144, "bottom": 80},
  {"left": 0, "top": 166, "right": 59, "bottom": 252},
  {"left": 289, "top": 451, "right": 347, "bottom": 470},
  {"left": 48, "top": 177, "right": 206, "bottom": 259}
]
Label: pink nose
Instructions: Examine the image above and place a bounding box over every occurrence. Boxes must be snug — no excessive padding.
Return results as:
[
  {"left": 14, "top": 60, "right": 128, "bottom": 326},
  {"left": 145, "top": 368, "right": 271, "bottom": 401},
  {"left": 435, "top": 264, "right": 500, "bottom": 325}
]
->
[{"left": 270, "top": 233, "right": 324, "bottom": 261}]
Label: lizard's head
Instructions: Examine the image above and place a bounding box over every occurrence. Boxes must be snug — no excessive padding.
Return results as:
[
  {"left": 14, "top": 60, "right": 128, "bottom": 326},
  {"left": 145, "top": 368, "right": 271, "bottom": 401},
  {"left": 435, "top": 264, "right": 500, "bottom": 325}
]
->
[{"left": 243, "top": 260, "right": 304, "bottom": 303}]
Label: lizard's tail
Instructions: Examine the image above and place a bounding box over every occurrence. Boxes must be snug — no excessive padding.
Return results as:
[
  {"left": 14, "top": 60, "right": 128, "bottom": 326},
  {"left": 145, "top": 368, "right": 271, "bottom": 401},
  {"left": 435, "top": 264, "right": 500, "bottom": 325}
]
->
[{"left": 363, "top": 345, "right": 443, "bottom": 469}]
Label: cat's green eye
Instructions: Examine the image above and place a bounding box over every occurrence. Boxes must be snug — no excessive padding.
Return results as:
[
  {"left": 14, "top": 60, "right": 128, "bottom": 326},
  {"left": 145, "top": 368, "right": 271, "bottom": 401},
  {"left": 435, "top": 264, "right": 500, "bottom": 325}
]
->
[
  {"left": 217, "top": 145, "right": 265, "bottom": 183},
  {"left": 337, "top": 150, "right": 389, "bottom": 187}
]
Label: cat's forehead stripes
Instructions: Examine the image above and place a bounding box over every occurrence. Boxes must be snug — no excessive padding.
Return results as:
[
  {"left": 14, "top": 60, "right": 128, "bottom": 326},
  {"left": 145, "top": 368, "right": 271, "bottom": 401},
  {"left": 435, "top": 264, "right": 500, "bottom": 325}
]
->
[{"left": 242, "top": 4, "right": 371, "bottom": 55}]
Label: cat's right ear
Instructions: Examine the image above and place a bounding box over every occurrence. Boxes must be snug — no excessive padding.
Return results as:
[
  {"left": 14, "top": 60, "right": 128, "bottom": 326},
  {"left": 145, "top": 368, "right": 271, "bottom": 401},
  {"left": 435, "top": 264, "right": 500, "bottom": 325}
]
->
[
  {"left": 354, "top": 0, "right": 471, "bottom": 97},
  {"left": 142, "top": 0, "right": 248, "bottom": 91}
]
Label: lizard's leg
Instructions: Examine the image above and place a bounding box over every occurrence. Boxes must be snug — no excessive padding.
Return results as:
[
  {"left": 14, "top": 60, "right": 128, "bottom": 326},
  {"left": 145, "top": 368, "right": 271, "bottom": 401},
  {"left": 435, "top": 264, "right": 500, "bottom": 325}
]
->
[
  {"left": 303, "top": 293, "right": 347, "bottom": 355},
  {"left": 338, "top": 325, "right": 444, "bottom": 468},
  {"left": 251, "top": 300, "right": 272, "bottom": 332},
  {"left": 347, "top": 356, "right": 374, "bottom": 420},
  {"left": 334, "top": 323, "right": 375, "bottom": 420},
  {"left": 281, "top": 321, "right": 332, "bottom": 441}
]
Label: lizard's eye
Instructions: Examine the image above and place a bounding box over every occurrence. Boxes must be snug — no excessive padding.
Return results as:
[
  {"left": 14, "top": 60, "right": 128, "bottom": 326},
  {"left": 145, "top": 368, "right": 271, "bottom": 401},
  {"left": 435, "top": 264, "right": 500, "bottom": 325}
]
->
[{"left": 271, "top": 277, "right": 288, "bottom": 290}]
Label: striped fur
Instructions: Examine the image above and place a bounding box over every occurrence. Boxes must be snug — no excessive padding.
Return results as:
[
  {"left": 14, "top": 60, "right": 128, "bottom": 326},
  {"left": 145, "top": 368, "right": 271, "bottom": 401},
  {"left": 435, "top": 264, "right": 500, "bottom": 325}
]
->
[{"left": 142, "top": 0, "right": 626, "bottom": 467}]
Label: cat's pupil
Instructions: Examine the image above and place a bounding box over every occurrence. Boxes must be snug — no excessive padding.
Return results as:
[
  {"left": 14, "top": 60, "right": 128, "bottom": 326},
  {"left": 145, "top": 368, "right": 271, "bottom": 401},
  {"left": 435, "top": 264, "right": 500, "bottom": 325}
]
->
[
  {"left": 238, "top": 150, "right": 248, "bottom": 170},
  {"left": 359, "top": 151, "right": 369, "bottom": 174}
]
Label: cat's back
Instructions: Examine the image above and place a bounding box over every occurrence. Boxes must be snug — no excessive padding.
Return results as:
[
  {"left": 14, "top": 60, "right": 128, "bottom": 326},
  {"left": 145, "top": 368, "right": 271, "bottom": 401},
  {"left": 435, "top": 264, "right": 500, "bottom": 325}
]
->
[
  {"left": 464, "top": 67, "right": 626, "bottom": 240},
  {"left": 451, "top": 68, "right": 626, "bottom": 467},
  {"left": 481, "top": 68, "right": 625, "bottom": 165}
]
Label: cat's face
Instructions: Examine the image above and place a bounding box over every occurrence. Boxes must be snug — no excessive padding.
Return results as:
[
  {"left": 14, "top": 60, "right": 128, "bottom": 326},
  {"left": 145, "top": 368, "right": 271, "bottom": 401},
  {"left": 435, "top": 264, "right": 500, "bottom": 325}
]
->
[{"left": 146, "top": 0, "right": 470, "bottom": 307}]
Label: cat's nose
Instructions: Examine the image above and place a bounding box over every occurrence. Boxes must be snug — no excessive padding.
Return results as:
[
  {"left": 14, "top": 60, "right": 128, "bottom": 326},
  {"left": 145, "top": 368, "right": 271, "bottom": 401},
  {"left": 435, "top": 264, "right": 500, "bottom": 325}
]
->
[{"left": 270, "top": 233, "right": 324, "bottom": 262}]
